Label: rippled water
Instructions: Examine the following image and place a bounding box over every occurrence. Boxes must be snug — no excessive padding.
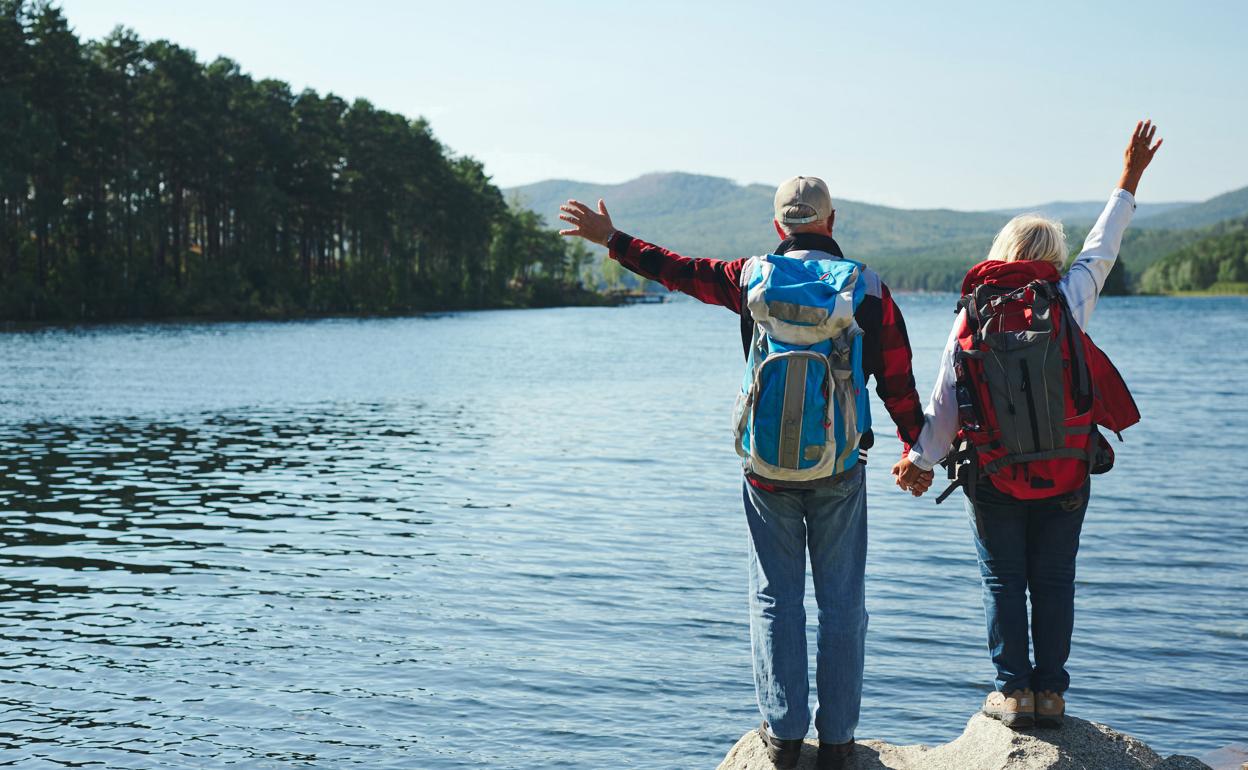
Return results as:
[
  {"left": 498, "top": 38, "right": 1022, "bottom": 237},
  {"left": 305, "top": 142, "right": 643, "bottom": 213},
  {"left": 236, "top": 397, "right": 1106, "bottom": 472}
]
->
[{"left": 1, "top": 296, "right": 1245, "bottom": 769}]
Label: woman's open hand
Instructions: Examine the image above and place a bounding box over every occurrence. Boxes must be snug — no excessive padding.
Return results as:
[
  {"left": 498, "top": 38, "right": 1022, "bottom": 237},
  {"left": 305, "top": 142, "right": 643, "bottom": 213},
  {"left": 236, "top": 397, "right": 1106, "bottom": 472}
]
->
[{"left": 1119, "top": 120, "right": 1163, "bottom": 196}]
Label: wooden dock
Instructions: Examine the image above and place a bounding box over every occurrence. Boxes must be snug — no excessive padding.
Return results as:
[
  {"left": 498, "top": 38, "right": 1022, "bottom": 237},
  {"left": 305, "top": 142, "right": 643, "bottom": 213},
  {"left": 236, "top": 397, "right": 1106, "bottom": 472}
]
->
[{"left": 606, "top": 290, "right": 667, "bottom": 305}]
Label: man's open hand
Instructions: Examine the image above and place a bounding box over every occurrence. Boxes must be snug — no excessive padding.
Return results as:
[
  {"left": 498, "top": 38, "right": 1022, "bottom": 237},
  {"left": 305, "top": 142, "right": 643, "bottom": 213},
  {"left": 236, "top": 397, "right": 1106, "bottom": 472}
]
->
[
  {"left": 558, "top": 199, "right": 615, "bottom": 247},
  {"left": 891, "top": 455, "right": 934, "bottom": 497}
]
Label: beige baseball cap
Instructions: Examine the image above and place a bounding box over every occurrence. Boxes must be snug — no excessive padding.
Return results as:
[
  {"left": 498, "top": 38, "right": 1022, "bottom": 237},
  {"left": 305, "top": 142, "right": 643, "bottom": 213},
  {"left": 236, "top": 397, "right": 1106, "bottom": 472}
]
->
[{"left": 774, "top": 176, "right": 833, "bottom": 225}]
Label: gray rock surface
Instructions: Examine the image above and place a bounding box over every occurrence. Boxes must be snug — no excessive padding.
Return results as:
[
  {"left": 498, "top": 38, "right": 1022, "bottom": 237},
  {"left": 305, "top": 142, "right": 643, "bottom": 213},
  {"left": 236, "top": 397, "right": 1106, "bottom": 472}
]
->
[
  {"left": 1196, "top": 743, "right": 1248, "bottom": 770},
  {"left": 1154, "top": 757, "right": 1220, "bottom": 770},
  {"left": 715, "top": 713, "right": 1212, "bottom": 770}
]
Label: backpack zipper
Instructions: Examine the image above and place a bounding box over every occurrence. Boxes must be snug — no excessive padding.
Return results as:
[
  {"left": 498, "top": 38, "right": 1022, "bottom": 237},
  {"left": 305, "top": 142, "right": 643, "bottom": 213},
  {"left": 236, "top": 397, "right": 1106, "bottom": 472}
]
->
[{"left": 1019, "top": 359, "right": 1042, "bottom": 453}]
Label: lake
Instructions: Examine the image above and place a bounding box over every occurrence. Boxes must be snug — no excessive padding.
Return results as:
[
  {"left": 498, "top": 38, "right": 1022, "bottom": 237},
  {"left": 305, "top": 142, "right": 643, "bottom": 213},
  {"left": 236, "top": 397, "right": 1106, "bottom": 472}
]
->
[{"left": 1, "top": 295, "right": 1245, "bottom": 769}]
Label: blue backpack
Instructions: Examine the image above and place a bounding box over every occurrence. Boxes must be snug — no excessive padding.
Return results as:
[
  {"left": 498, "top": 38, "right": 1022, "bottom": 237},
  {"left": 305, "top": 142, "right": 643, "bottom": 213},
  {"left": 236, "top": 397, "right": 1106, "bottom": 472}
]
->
[{"left": 732, "top": 254, "right": 870, "bottom": 483}]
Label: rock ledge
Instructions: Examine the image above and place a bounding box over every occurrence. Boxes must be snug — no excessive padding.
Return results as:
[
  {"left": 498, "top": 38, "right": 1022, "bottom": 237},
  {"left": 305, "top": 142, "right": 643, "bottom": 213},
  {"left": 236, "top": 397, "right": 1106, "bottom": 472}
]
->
[{"left": 715, "top": 713, "right": 1212, "bottom": 770}]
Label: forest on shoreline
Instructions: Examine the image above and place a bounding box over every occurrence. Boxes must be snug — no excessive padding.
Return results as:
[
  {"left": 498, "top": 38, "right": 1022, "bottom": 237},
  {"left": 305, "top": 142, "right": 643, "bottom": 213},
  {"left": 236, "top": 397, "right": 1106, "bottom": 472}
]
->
[
  {"left": 1139, "top": 216, "right": 1248, "bottom": 294},
  {"left": 0, "top": 1, "right": 599, "bottom": 322}
]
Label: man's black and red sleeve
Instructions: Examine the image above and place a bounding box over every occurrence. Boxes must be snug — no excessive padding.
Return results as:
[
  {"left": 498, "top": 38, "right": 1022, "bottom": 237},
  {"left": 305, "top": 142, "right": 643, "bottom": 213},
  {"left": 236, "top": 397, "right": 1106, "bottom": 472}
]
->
[{"left": 607, "top": 232, "right": 746, "bottom": 312}]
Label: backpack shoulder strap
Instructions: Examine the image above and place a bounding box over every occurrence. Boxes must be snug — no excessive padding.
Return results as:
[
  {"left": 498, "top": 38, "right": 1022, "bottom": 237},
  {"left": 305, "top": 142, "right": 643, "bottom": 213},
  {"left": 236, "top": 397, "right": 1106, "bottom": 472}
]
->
[
  {"left": 739, "top": 257, "right": 759, "bottom": 359},
  {"left": 1053, "top": 286, "right": 1093, "bottom": 411},
  {"left": 740, "top": 285, "right": 754, "bottom": 359}
]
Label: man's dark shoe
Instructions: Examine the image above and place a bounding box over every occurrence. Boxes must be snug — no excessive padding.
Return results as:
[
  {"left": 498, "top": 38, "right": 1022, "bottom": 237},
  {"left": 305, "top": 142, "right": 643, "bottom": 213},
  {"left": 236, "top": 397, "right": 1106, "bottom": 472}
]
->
[
  {"left": 757, "top": 721, "right": 802, "bottom": 769},
  {"left": 817, "top": 739, "right": 855, "bottom": 770}
]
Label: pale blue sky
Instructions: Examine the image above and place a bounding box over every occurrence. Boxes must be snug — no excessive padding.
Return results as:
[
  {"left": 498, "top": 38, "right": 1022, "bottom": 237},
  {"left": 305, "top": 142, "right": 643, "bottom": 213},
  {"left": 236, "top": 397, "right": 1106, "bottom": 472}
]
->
[{"left": 57, "top": 0, "right": 1247, "bottom": 210}]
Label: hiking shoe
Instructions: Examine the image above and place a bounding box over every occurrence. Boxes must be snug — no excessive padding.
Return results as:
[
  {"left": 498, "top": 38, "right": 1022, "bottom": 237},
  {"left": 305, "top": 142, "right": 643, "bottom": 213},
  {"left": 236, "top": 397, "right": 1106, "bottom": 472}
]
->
[
  {"left": 982, "top": 689, "right": 1034, "bottom": 729},
  {"left": 1036, "top": 690, "right": 1065, "bottom": 728},
  {"left": 757, "top": 721, "right": 802, "bottom": 769},
  {"left": 816, "top": 739, "right": 855, "bottom": 770}
]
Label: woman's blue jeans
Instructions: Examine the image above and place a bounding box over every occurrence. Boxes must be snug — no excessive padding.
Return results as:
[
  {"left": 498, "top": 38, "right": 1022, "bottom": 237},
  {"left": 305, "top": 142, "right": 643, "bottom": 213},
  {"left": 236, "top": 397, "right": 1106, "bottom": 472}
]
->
[
  {"left": 743, "top": 467, "right": 867, "bottom": 744},
  {"left": 966, "top": 478, "right": 1089, "bottom": 695}
]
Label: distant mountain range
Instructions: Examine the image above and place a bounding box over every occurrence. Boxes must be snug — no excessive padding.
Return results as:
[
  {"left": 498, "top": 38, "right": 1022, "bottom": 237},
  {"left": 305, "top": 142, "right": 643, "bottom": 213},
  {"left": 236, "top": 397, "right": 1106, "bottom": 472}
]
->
[
  {"left": 509, "top": 172, "right": 1008, "bottom": 260},
  {"left": 991, "top": 200, "right": 1192, "bottom": 222},
  {"left": 505, "top": 172, "right": 1248, "bottom": 292},
  {"left": 1002, "top": 185, "right": 1248, "bottom": 231},
  {"left": 1130, "top": 184, "right": 1248, "bottom": 230}
]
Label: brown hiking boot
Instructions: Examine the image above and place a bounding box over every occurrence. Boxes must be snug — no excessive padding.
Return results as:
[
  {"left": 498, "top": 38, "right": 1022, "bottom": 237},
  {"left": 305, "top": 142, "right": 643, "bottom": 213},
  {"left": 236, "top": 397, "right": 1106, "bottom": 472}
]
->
[
  {"left": 1036, "top": 690, "right": 1065, "bottom": 728},
  {"left": 982, "top": 689, "right": 1034, "bottom": 729}
]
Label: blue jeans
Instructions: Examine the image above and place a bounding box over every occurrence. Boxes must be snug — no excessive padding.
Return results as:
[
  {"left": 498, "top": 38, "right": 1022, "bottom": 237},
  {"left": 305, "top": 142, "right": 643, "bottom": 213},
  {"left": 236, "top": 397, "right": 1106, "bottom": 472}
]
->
[
  {"left": 967, "top": 479, "right": 1089, "bottom": 695},
  {"left": 743, "top": 466, "right": 867, "bottom": 744}
]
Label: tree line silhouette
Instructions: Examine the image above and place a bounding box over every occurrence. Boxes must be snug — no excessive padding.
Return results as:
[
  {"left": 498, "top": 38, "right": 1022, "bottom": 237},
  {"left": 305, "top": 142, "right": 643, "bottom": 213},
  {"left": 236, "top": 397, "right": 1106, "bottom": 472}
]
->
[
  {"left": 1140, "top": 216, "right": 1248, "bottom": 293},
  {"left": 0, "top": 1, "right": 591, "bottom": 321}
]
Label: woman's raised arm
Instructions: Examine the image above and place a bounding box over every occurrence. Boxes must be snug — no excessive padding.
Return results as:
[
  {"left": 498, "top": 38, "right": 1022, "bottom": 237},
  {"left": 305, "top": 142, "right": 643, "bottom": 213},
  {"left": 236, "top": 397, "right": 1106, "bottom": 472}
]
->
[{"left": 1061, "top": 121, "right": 1164, "bottom": 328}]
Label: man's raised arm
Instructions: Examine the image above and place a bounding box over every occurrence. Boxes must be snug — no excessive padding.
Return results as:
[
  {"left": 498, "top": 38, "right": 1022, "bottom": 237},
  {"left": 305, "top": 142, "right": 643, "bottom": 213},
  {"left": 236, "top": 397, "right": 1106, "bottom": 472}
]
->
[{"left": 559, "top": 199, "right": 746, "bottom": 312}]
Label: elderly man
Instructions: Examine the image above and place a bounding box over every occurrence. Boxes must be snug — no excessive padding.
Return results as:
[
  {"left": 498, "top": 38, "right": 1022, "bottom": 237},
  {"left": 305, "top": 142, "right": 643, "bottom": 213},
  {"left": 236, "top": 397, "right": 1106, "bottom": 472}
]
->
[{"left": 559, "top": 177, "right": 931, "bottom": 770}]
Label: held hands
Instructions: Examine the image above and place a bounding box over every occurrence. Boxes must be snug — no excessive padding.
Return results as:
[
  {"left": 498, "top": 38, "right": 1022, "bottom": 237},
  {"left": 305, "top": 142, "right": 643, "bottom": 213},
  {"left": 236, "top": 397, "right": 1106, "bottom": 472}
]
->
[
  {"left": 1118, "top": 120, "right": 1163, "bottom": 196},
  {"left": 891, "top": 454, "right": 934, "bottom": 498},
  {"left": 558, "top": 199, "right": 616, "bottom": 247}
]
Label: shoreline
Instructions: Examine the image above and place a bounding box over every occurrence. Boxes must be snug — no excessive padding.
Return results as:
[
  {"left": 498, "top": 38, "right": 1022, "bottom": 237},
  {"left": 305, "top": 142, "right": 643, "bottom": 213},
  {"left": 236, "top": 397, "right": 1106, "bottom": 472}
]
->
[
  {"left": 0, "top": 289, "right": 648, "bottom": 331},
  {"left": 3, "top": 289, "right": 1239, "bottom": 331}
]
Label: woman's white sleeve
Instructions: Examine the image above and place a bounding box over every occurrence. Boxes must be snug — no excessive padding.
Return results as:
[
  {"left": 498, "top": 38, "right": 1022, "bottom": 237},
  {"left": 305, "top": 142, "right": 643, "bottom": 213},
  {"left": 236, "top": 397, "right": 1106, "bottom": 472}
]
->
[
  {"left": 1059, "top": 188, "right": 1135, "bottom": 329},
  {"left": 906, "top": 312, "right": 963, "bottom": 471}
]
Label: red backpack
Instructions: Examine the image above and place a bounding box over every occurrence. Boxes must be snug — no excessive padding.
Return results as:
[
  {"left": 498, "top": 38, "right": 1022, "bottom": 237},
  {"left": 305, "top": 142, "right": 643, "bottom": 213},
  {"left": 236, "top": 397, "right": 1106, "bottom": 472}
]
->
[{"left": 935, "top": 260, "right": 1140, "bottom": 502}]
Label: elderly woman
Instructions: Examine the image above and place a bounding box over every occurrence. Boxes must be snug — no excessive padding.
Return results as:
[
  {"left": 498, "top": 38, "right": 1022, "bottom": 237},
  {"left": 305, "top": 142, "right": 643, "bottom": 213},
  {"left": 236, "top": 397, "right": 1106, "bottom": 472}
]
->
[{"left": 893, "top": 121, "right": 1163, "bottom": 729}]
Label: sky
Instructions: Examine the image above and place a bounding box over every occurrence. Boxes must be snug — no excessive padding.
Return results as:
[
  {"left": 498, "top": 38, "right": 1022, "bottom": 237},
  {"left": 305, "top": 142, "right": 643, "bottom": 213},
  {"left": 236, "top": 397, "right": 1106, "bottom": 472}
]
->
[{"left": 55, "top": 0, "right": 1248, "bottom": 210}]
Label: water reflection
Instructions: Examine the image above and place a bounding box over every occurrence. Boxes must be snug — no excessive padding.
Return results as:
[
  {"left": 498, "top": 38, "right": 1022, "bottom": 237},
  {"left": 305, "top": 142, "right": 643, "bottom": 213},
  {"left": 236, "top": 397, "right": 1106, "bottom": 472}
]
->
[{"left": 1, "top": 402, "right": 488, "bottom": 767}]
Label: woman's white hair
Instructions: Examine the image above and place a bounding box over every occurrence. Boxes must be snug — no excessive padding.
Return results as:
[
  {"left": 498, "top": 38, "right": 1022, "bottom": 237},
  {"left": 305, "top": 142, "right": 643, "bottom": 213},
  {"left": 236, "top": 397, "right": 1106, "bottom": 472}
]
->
[{"left": 987, "top": 214, "right": 1068, "bottom": 268}]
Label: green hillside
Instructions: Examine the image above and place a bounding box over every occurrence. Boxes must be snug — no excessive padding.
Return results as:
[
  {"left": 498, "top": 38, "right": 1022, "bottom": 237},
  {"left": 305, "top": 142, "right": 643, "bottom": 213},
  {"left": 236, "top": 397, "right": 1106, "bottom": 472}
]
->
[
  {"left": 992, "top": 200, "right": 1192, "bottom": 223},
  {"left": 1140, "top": 217, "right": 1248, "bottom": 293},
  {"left": 509, "top": 172, "right": 1011, "bottom": 260},
  {"left": 867, "top": 219, "right": 1232, "bottom": 293},
  {"left": 1134, "top": 184, "right": 1248, "bottom": 230},
  {"left": 508, "top": 173, "right": 1248, "bottom": 294}
]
